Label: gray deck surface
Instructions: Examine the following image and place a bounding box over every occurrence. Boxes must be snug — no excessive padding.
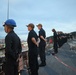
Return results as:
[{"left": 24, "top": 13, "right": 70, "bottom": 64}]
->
[{"left": 21, "top": 40, "right": 76, "bottom": 75}]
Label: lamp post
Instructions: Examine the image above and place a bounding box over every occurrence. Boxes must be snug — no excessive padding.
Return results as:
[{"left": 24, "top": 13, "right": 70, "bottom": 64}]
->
[{"left": 7, "top": 0, "right": 9, "bottom": 19}]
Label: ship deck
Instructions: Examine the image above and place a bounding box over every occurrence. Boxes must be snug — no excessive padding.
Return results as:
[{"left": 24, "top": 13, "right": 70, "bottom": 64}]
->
[{"left": 21, "top": 39, "right": 76, "bottom": 75}]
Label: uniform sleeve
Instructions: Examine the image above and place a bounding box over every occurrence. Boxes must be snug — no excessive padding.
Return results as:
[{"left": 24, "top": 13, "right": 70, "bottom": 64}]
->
[
  {"left": 18, "top": 38, "right": 22, "bottom": 54},
  {"left": 39, "top": 30, "right": 43, "bottom": 36},
  {"left": 29, "top": 31, "right": 35, "bottom": 39},
  {"left": 5, "top": 35, "right": 17, "bottom": 60}
]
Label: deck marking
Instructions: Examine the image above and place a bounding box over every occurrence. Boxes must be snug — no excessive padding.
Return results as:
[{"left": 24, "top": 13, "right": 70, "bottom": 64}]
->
[{"left": 54, "top": 55, "right": 76, "bottom": 72}]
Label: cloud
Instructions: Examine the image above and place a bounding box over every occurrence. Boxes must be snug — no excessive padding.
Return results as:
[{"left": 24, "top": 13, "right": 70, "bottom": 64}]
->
[{"left": 0, "top": 0, "right": 76, "bottom": 40}]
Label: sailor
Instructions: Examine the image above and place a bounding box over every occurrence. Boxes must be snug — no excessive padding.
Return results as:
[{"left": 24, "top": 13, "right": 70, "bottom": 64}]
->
[
  {"left": 3, "top": 19, "right": 22, "bottom": 75},
  {"left": 37, "top": 24, "right": 46, "bottom": 67},
  {"left": 52, "top": 29, "right": 58, "bottom": 55},
  {"left": 27, "top": 23, "right": 39, "bottom": 75}
]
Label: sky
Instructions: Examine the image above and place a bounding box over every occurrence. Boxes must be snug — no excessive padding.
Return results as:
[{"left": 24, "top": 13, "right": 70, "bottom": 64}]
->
[{"left": 0, "top": 0, "right": 76, "bottom": 40}]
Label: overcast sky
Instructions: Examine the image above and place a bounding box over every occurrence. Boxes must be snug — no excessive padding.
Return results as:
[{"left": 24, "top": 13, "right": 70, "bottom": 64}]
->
[{"left": 0, "top": 0, "right": 76, "bottom": 40}]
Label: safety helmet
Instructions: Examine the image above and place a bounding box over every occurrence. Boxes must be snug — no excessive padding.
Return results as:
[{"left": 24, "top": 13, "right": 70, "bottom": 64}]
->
[{"left": 3, "top": 19, "right": 17, "bottom": 27}]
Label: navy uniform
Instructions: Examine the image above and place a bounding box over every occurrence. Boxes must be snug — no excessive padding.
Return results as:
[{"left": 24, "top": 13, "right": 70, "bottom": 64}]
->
[
  {"left": 52, "top": 29, "right": 58, "bottom": 54},
  {"left": 37, "top": 24, "right": 46, "bottom": 66},
  {"left": 27, "top": 24, "right": 39, "bottom": 75},
  {"left": 3, "top": 19, "right": 22, "bottom": 75}
]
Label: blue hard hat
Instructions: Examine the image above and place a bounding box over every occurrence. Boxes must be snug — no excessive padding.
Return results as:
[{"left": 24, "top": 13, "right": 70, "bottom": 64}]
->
[{"left": 3, "top": 19, "right": 17, "bottom": 27}]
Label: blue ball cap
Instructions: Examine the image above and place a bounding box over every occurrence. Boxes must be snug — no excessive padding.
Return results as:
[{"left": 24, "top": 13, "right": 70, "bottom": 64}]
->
[{"left": 3, "top": 19, "right": 17, "bottom": 27}]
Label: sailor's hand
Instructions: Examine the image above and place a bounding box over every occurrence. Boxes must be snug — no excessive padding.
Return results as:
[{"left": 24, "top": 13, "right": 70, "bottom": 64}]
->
[
  {"left": 36, "top": 43, "right": 39, "bottom": 47},
  {"left": 44, "top": 39, "right": 47, "bottom": 42}
]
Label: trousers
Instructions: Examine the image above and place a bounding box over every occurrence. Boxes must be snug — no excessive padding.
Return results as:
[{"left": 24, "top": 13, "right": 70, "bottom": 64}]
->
[
  {"left": 5, "top": 58, "right": 18, "bottom": 75},
  {"left": 39, "top": 46, "right": 46, "bottom": 64}
]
